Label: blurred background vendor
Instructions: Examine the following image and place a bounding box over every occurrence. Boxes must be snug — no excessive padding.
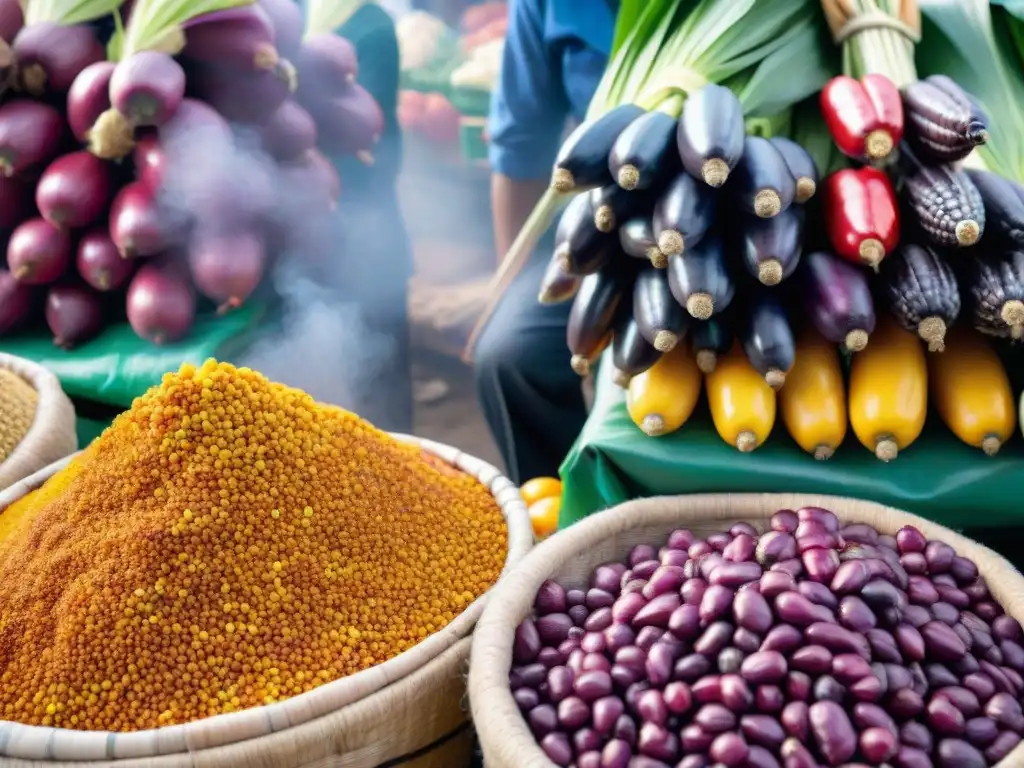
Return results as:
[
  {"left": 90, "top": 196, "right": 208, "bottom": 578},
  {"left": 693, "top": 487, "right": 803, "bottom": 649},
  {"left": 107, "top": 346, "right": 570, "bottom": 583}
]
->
[{"left": 473, "top": 0, "right": 616, "bottom": 483}]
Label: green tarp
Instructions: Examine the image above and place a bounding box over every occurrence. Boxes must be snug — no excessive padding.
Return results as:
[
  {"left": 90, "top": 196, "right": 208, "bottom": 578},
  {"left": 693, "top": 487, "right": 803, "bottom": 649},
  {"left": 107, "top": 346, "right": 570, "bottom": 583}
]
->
[
  {"left": 560, "top": 358, "right": 1024, "bottom": 532},
  {"left": 0, "top": 307, "right": 265, "bottom": 409}
]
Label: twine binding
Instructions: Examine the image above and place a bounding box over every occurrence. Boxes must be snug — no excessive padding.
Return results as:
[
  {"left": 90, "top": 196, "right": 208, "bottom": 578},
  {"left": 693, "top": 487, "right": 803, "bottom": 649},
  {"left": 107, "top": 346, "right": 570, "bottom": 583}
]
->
[{"left": 834, "top": 9, "right": 921, "bottom": 44}]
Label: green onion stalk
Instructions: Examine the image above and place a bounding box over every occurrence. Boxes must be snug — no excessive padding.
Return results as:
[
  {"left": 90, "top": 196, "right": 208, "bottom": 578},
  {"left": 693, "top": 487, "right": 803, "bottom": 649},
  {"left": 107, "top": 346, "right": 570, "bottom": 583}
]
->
[
  {"left": 915, "top": 0, "right": 1024, "bottom": 183},
  {"left": 820, "top": 0, "right": 919, "bottom": 89},
  {"left": 490, "top": 0, "right": 835, "bottom": 333}
]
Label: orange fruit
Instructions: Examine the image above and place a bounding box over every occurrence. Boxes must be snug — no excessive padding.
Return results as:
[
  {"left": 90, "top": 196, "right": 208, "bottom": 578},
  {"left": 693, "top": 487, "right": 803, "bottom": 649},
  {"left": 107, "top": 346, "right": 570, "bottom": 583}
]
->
[
  {"left": 521, "top": 476, "right": 562, "bottom": 506},
  {"left": 528, "top": 496, "right": 561, "bottom": 539}
]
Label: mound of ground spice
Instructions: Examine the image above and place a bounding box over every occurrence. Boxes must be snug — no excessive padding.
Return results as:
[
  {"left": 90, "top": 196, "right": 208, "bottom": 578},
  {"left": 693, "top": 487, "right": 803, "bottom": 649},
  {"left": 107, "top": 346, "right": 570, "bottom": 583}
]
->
[{"left": 0, "top": 359, "right": 507, "bottom": 732}]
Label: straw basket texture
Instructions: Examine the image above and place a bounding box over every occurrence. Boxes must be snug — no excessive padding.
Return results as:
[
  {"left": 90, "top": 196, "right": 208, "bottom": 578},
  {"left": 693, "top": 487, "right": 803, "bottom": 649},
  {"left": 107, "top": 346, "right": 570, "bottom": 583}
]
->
[
  {"left": 468, "top": 493, "right": 1024, "bottom": 768},
  {"left": 0, "top": 434, "right": 533, "bottom": 766},
  {"left": 0, "top": 353, "right": 76, "bottom": 492}
]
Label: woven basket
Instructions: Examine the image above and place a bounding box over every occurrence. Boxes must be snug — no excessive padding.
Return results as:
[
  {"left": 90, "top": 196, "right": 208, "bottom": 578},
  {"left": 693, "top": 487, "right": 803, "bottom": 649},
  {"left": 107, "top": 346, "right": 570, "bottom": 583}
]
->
[
  {"left": 468, "top": 493, "right": 1024, "bottom": 768},
  {"left": 0, "top": 353, "right": 76, "bottom": 492},
  {"left": 0, "top": 434, "right": 533, "bottom": 766}
]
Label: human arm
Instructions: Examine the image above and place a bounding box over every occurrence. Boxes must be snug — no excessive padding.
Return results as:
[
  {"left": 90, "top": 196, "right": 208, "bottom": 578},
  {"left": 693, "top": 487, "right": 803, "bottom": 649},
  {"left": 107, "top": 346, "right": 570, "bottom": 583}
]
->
[{"left": 487, "top": 0, "right": 567, "bottom": 262}]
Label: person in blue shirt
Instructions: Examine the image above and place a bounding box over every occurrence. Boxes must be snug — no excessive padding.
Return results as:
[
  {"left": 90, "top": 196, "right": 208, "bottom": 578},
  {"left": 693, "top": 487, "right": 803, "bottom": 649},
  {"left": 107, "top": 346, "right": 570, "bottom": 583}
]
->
[{"left": 474, "top": 0, "right": 616, "bottom": 484}]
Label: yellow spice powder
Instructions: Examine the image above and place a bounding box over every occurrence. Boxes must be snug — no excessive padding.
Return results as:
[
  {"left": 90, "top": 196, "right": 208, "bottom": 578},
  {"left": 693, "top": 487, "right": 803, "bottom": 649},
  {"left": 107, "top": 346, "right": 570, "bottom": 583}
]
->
[
  {"left": 0, "top": 369, "right": 38, "bottom": 463},
  {"left": 0, "top": 359, "right": 507, "bottom": 732}
]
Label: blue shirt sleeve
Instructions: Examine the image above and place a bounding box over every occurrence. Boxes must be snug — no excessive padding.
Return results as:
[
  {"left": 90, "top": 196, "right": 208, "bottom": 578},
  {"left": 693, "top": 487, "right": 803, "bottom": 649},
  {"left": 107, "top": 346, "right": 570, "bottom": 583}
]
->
[{"left": 487, "top": 0, "right": 569, "bottom": 179}]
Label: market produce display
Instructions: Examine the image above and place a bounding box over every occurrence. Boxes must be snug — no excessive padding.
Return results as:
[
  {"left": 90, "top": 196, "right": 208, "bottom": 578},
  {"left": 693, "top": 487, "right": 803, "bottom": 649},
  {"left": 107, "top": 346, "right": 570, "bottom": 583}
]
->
[
  {"left": 0, "top": 358, "right": 508, "bottom": 730},
  {"left": 0, "top": 367, "right": 37, "bottom": 461},
  {"left": 510, "top": 506, "right": 1024, "bottom": 767},
  {"left": 528, "top": 0, "right": 1024, "bottom": 463},
  {"left": 0, "top": 0, "right": 380, "bottom": 350}
]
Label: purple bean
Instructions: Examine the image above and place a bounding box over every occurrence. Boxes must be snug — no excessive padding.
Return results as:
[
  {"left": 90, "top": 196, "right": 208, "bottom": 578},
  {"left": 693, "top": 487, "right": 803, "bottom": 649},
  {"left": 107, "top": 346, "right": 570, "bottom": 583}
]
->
[
  {"left": 936, "top": 585, "right": 970, "bottom": 609},
  {"left": 601, "top": 738, "right": 632, "bottom": 768},
  {"left": 513, "top": 618, "right": 542, "bottom": 663},
  {"left": 775, "top": 592, "right": 835, "bottom": 627},
  {"left": 536, "top": 613, "right": 574, "bottom": 644},
  {"left": 615, "top": 645, "right": 645, "bottom": 670},
  {"left": 860, "top": 579, "right": 907, "bottom": 612},
  {"left": 603, "top": 624, "right": 635, "bottom": 655},
  {"left": 781, "top": 737, "right": 817, "bottom": 768},
  {"left": 540, "top": 731, "right": 572, "bottom": 765},
  {"left": 936, "top": 685, "right": 982, "bottom": 717},
  {"left": 624, "top": 680, "right": 650, "bottom": 714},
  {"left": 831, "top": 653, "right": 872, "bottom": 684},
  {"left": 808, "top": 700, "right": 857, "bottom": 765},
  {"left": 693, "top": 675, "right": 725, "bottom": 703},
  {"left": 740, "top": 651, "right": 787, "bottom": 684},
  {"left": 962, "top": 672, "right": 995, "bottom": 702},
  {"left": 629, "top": 545, "right": 657, "bottom": 566},
  {"left": 901, "top": 720, "right": 933, "bottom": 752},
  {"left": 781, "top": 701, "right": 809, "bottom": 740},
  {"left": 721, "top": 673, "right": 755, "bottom": 712},
  {"left": 757, "top": 685, "right": 785, "bottom": 713},
  {"left": 613, "top": 713, "right": 637, "bottom": 745},
  {"left": 770, "top": 558, "right": 804, "bottom": 578},
  {"left": 675, "top": 653, "right": 712, "bottom": 682},
  {"left": 837, "top": 596, "right": 876, "bottom": 632},
  {"left": 730, "top": 521, "right": 758, "bottom": 537},
  {"left": 865, "top": 629, "right": 902, "bottom": 663},
  {"left": 579, "top": 751, "right": 602, "bottom": 768},
  {"left": 760, "top": 624, "right": 803, "bottom": 654},
  {"left": 569, "top": 604, "right": 590, "bottom": 625},
  {"left": 890, "top": 623, "right": 925, "bottom": 662},
  {"left": 513, "top": 663, "right": 546, "bottom": 689},
  {"left": 985, "top": 731, "right": 1021, "bottom": 762},
  {"left": 633, "top": 560, "right": 660, "bottom": 581},
  {"left": 701, "top": 585, "right": 736, "bottom": 624},
  {"left": 922, "top": 620, "right": 968, "bottom": 661},
  {"left": 760, "top": 571, "right": 797, "bottom": 599},
  {"left": 964, "top": 579, "right": 990, "bottom": 602},
  {"left": 813, "top": 675, "right": 845, "bottom": 703},
  {"left": 710, "top": 732, "right": 749, "bottom": 767},
  {"left": 798, "top": 580, "right": 839, "bottom": 609},
  {"left": 574, "top": 670, "right": 612, "bottom": 702},
  {"left": 513, "top": 687, "right": 539, "bottom": 711},
  {"left": 984, "top": 690, "right": 1024, "bottom": 730},
  {"left": 994, "top": 614, "right": 1024, "bottom": 641},
  {"left": 612, "top": 592, "right": 646, "bottom": 624},
  {"left": 574, "top": 728, "right": 602, "bottom": 755},
  {"left": 791, "top": 646, "right": 833, "bottom": 675},
  {"left": 859, "top": 726, "right": 898, "bottom": 763},
  {"left": 567, "top": 648, "right": 585, "bottom": 674},
  {"left": 756, "top": 531, "right": 798, "bottom": 565},
  {"left": 708, "top": 532, "right": 732, "bottom": 551},
  {"left": 802, "top": 548, "right": 840, "bottom": 584},
  {"left": 933, "top": 573, "right": 957, "bottom": 587},
  {"left": 976, "top": 601, "right": 1000, "bottom": 621},
  {"left": 921, "top": 663, "right": 957, "bottom": 689},
  {"left": 936, "top": 739, "right": 986, "bottom": 768},
  {"left": 538, "top": 646, "right": 565, "bottom": 669},
  {"left": 582, "top": 645, "right": 610, "bottom": 668},
  {"left": 786, "top": 671, "right": 811, "bottom": 701},
  {"left": 895, "top": 525, "right": 927, "bottom": 553},
  {"left": 771, "top": 510, "right": 799, "bottom": 533},
  {"left": 663, "top": 681, "right": 692, "bottom": 715},
  {"left": 734, "top": 627, "right": 763, "bottom": 653},
  {"left": 711, "top": 561, "right": 764, "bottom": 588},
  {"left": 622, "top": 579, "right": 647, "bottom": 596},
  {"left": 567, "top": 588, "right": 587, "bottom": 607},
  {"left": 901, "top": 551, "right": 928, "bottom": 574},
  {"left": 805, "top": 622, "right": 870, "bottom": 658},
  {"left": 798, "top": 506, "right": 840, "bottom": 531},
  {"left": 635, "top": 688, "right": 667, "bottom": 725},
  {"left": 634, "top": 593, "right": 681, "bottom": 628},
  {"left": 527, "top": 703, "right": 557, "bottom": 736},
  {"left": 947, "top": 554, "right": 978, "bottom": 583},
  {"left": 660, "top": 548, "right": 688, "bottom": 568},
  {"left": 797, "top": 531, "right": 837, "bottom": 553},
  {"left": 894, "top": 746, "right": 933, "bottom": 768},
  {"left": 547, "top": 666, "right": 575, "bottom": 702},
  {"left": 719, "top": 647, "right": 744, "bottom": 674},
  {"left": 954, "top": 653, "right": 981, "bottom": 675},
  {"left": 911, "top": 661, "right": 929, "bottom": 695},
  {"left": 696, "top": 703, "right": 737, "bottom": 732},
  {"left": 592, "top": 695, "right": 624, "bottom": 733},
  {"left": 900, "top": 604, "right": 929, "bottom": 628},
  {"left": 888, "top": 688, "right": 925, "bottom": 719},
  {"left": 884, "top": 663, "right": 913, "bottom": 691},
  {"left": 695, "top": 622, "right": 735, "bottom": 656},
  {"left": 690, "top": 540, "right": 714, "bottom": 560},
  {"left": 850, "top": 674, "right": 884, "bottom": 702},
  {"left": 607, "top": 661, "right": 640, "bottom": 690},
  {"left": 700, "top": 554, "right": 726, "bottom": 581},
  {"left": 664, "top": 604, "right": 699, "bottom": 641},
  {"left": 925, "top": 541, "right": 956, "bottom": 573},
  {"left": 636, "top": 626, "right": 665, "bottom": 651},
  {"left": 746, "top": 744, "right": 781, "bottom": 768},
  {"left": 853, "top": 702, "right": 897, "bottom": 734},
  {"left": 733, "top": 593, "right": 770, "bottom": 634},
  {"left": 964, "top": 716, "right": 998, "bottom": 747},
  {"left": 741, "top": 714, "right": 786, "bottom": 749},
  {"left": 927, "top": 693, "right": 966, "bottom": 735},
  {"left": 956, "top": 623, "right": 977, "bottom": 651},
  {"left": 681, "top": 723, "right": 714, "bottom": 752},
  {"left": 586, "top": 587, "right": 616, "bottom": 610},
  {"left": 667, "top": 528, "right": 694, "bottom": 551},
  {"left": 678, "top": 580, "right": 706, "bottom": 609},
  {"left": 557, "top": 695, "right": 590, "bottom": 729},
  {"left": 646, "top": 642, "right": 675, "bottom": 687},
  {"left": 584, "top": 607, "right": 613, "bottom": 632},
  {"left": 642, "top": 565, "right": 686, "bottom": 599},
  {"left": 724, "top": 533, "right": 757, "bottom": 562},
  {"left": 840, "top": 523, "right": 879, "bottom": 544},
  {"left": 1001, "top": 639, "right": 1024, "bottom": 672},
  {"left": 907, "top": 574, "right": 940, "bottom": 605},
  {"left": 1003, "top": 664, "right": 1024, "bottom": 691},
  {"left": 535, "top": 580, "right": 568, "bottom": 615}
]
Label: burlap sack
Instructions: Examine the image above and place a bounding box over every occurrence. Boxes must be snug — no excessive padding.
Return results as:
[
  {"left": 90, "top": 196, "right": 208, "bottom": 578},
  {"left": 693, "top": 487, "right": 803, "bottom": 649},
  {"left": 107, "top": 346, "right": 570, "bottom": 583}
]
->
[
  {"left": 0, "top": 435, "right": 533, "bottom": 766},
  {"left": 0, "top": 353, "right": 76, "bottom": 492},
  {"left": 468, "top": 493, "right": 1024, "bottom": 768}
]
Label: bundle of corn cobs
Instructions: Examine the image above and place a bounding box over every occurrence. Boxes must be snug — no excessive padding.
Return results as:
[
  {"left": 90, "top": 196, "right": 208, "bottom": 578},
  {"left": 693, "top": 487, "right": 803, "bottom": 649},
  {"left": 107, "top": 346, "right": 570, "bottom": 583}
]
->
[{"left": 544, "top": 74, "right": 1024, "bottom": 464}]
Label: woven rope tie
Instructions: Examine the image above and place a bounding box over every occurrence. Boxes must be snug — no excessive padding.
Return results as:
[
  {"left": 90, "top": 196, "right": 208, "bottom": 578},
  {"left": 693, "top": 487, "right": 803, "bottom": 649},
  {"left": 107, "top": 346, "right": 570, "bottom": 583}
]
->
[{"left": 835, "top": 10, "right": 921, "bottom": 44}]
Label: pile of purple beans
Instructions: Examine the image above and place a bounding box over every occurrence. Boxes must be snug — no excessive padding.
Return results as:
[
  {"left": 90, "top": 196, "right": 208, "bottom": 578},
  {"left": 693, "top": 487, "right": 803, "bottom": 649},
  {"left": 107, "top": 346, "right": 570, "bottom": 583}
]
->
[{"left": 509, "top": 508, "right": 1024, "bottom": 768}]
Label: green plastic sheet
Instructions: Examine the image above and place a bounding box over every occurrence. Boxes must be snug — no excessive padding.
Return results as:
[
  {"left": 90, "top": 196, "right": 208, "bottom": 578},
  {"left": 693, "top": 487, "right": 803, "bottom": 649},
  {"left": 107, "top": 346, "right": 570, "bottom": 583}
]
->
[
  {"left": 560, "top": 358, "right": 1024, "bottom": 532},
  {"left": 0, "top": 307, "right": 265, "bottom": 409}
]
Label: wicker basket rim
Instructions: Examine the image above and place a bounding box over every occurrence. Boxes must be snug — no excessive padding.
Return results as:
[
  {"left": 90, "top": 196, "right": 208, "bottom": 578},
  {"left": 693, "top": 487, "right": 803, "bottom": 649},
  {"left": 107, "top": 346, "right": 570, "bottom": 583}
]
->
[{"left": 0, "top": 433, "right": 531, "bottom": 762}]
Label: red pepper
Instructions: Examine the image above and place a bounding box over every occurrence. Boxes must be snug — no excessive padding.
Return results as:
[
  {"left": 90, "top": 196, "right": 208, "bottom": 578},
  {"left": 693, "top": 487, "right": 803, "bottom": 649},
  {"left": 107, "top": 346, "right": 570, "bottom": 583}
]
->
[
  {"left": 820, "top": 74, "right": 904, "bottom": 162},
  {"left": 824, "top": 167, "right": 900, "bottom": 271}
]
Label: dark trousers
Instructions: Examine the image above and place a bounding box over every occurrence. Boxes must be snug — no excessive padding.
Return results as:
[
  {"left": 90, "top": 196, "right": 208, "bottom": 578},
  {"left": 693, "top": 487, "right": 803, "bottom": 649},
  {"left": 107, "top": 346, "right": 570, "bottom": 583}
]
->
[{"left": 474, "top": 250, "right": 588, "bottom": 484}]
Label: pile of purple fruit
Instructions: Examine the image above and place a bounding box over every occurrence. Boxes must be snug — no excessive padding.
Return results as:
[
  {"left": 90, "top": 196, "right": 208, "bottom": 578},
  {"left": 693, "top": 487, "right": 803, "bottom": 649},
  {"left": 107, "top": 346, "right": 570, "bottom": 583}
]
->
[{"left": 510, "top": 507, "right": 1024, "bottom": 767}]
